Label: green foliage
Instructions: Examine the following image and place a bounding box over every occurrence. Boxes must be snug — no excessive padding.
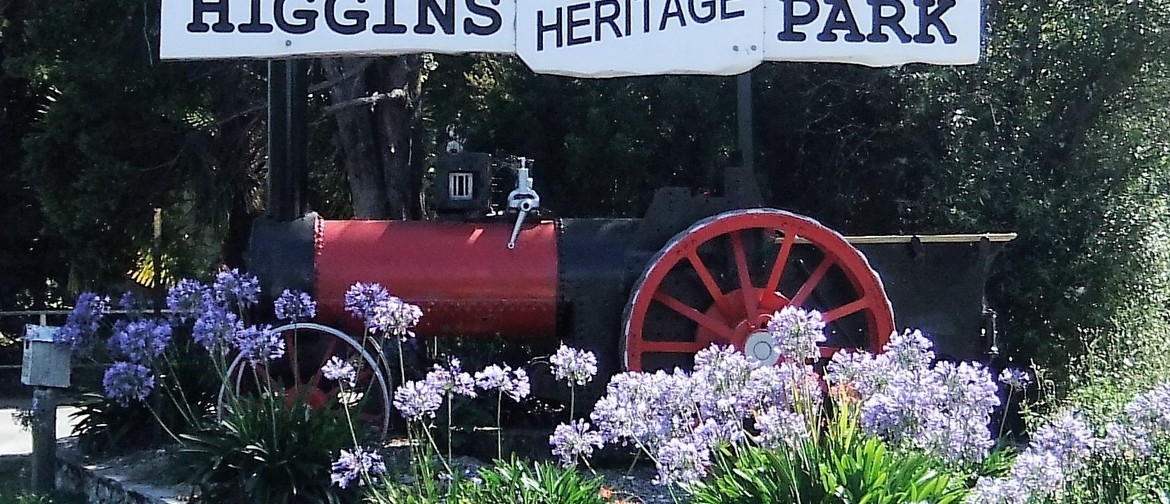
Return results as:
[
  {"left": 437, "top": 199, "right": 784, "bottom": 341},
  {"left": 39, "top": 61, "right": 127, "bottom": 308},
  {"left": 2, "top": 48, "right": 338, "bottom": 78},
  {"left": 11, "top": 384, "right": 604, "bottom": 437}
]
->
[
  {"left": 179, "top": 394, "right": 359, "bottom": 504},
  {"left": 1057, "top": 447, "right": 1170, "bottom": 504},
  {"left": 690, "top": 404, "right": 966, "bottom": 504},
  {"left": 70, "top": 392, "right": 158, "bottom": 455},
  {"left": 452, "top": 456, "right": 607, "bottom": 504}
]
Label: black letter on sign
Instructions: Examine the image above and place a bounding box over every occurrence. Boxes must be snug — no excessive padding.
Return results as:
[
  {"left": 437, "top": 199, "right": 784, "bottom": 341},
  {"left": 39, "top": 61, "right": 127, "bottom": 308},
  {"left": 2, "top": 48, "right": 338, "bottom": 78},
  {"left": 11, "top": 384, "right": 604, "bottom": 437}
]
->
[
  {"left": 595, "top": 0, "right": 623, "bottom": 41},
  {"left": 817, "top": 0, "right": 862, "bottom": 41},
  {"left": 777, "top": 0, "right": 818, "bottom": 41},
  {"left": 913, "top": 0, "right": 956, "bottom": 43},
  {"left": 659, "top": 0, "right": 686, "bottom": 30},
  {"left": 689, "top": 0, "right": 716, "bottom": 23},
  {"left": 275, "top": 0, "right": 318, "bottom": 34},
  {"left": 719, "top": 0, "right": 744, "bottom": 19},
  {"left": 416, "top": 0, "right": 456, "bottom": 34},
  {"left": 326, "top": 0, "right": 370, "bottom": 34},
  {"left": 536, "top": 8, "right": 563, "bottom": 50},
  {"left": 465, "top": 0, "right": 502, "bottom": 35},
  {"left": 866, "top": 0, "right": 911, "bottom": 42},
  {"left": 188, "top": 0, "right": 234, "bottom": 33},
  {"left": 566, "top": 3, "right": 591, "bottom": 45},
  {"left": 239, "top": 0, "right": 274, "bottom": 32},
  {"left": 373, "top": 0, "right": 408, "bottom": 33}
]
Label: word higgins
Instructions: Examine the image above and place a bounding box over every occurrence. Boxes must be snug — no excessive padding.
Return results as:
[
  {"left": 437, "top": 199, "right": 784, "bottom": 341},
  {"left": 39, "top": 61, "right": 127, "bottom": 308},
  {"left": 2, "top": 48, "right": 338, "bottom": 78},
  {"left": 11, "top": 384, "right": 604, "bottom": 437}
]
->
[{"left": 184, "top": 0, "right": 505, "bottom": 36}]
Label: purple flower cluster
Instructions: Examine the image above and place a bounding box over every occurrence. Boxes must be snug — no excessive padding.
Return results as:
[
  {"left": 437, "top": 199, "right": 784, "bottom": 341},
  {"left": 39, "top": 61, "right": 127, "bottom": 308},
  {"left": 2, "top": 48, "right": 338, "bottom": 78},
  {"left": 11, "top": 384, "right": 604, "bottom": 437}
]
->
[
  {"left": 234, "top": 325, "right": 285, "bottom": 366},
  {"left": 102, "top": 362, "right": 156, "bottom": 406},
  {"left": 274, "top": 289, "right": 317, "bottom": 322},
  {"left": 56, "top": 292, "right": 110, "bottom": 355},
  {"left": 766, "top": 306, "right": 827, "bottom": 361},
  {"left": 550, "top": 345, "right": 598, "bottom": 386},
  {"left": 192, "top": 305, "right": 241, "bottom": 353},
  {"left": 106, "top": 319, "right": 172, "bottom": 364},
  {"left": 330, "top": 446, "right": 386, "bottom": 488},
  {"left": 967, "top": 412, "right": 1094, "bottom": 503},
  {"left": 166, "top": 279, "right": 211, "bottom": 321},
  {"left": 212, "top": 268, "right": 260, "bottom": 308},
  {"left": 573, "top": 344, "right": 826, "bottom": 487},
  {"left": 426, "top": 359, "right": 477, "bottom": 398},
  {"left": 393, "top": 379, "right": 444, "bottom": 421},
  {"left": 998, "top": 367, "right": 1032, "bottom": 389},
  {"left": 474, "top": 364, "right": 530, "bottom": 401},
  {"left": 344, "top": 282, "right": 390, "bottom": 322},
  {"left": 343, "top": 282, "right": 423, "bottom": 337},
  {"left": 549, "top": 420, "right": 604, "bottom": 467},
  {"left": 826, "top": 329, "right": 1000, "bottom": 463},
  {"left": 322, "top": 356, "right": 357, "bottom": 387}
]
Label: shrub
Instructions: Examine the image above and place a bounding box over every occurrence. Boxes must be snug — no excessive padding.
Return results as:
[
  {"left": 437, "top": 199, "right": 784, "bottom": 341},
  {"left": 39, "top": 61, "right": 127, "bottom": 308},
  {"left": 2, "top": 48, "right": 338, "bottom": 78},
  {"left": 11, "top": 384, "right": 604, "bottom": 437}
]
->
[
  {"left": 452, "top": 457, "right": 607, "bottom": 504},
  {"left": 179, "top": 393, "right": 361, "bottom": 504},
  {"left": 690, "top": 400, "right": 967, "bottom": 504}
]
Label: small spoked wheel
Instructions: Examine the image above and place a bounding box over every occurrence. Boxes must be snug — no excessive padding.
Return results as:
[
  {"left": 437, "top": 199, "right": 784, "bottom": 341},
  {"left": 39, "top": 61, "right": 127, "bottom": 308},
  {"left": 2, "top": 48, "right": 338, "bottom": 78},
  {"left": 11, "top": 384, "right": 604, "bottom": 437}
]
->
[
  {"left": 622, "top": 209, "right": 895, "bottom": 372},
  {"left": 217, "top": 323, "right": 392, "bottom": 437}
]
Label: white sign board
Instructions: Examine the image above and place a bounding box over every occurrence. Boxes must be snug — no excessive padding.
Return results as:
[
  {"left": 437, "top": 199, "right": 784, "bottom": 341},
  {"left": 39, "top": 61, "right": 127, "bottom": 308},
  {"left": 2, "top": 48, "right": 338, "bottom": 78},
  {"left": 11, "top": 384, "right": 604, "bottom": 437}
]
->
[
  {"left": 160, "top": 0, "right": 982, "bottom": 74},
  {"left": 763, "top": 0, "right": 982, "bottom": 66},
  {"left": 516, "top": 0, "right": 764, "bottom": 77}
]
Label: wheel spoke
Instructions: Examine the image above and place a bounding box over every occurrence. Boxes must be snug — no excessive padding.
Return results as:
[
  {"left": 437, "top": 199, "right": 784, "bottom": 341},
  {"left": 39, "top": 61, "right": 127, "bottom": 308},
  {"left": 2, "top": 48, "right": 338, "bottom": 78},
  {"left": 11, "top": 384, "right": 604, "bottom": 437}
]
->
[
  {"left": 729, "top": 230, "right": 758, "bottom": 321},
  {"left": 790, "top": 258, "right": 834, "bottom": 307},
  {"left": 652, "top": 291, "right": 735, "bottom": 340},
  {"left": 765, "top": 232, "right": 796, "bottom": 293},
  {"left": 685, "top": 250, "right": 731, "bottom": 318},
  {"left": 823, "top": 297, "right": 871, "bottom": 323},
  {"left": 639, "top": 341, "right": 707, "bottom": 354}
]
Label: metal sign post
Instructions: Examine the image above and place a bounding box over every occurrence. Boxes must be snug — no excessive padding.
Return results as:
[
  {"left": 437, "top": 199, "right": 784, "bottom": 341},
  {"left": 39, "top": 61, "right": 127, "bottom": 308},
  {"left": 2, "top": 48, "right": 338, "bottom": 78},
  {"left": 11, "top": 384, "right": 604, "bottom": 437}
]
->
[{"left": 21, "top": 325, "right": 70, "bottom": 493}]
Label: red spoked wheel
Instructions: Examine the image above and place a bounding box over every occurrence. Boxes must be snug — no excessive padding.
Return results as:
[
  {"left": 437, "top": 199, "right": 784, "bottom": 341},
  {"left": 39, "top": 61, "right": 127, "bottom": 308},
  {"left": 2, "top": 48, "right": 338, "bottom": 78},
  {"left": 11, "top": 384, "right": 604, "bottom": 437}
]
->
[
  {"left": 218, "top": 323, "right": 392, "bottom": 437},
  {"left": 622, "top": 209, "right": 895, "bottom": 372}
]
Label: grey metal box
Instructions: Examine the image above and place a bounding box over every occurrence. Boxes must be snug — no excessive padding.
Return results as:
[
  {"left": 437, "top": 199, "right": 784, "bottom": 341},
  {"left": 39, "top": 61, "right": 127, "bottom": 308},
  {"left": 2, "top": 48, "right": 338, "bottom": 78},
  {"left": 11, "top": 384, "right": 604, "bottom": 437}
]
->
[{"left": 21, "top": 325, "right": 71, "bottom": 388}]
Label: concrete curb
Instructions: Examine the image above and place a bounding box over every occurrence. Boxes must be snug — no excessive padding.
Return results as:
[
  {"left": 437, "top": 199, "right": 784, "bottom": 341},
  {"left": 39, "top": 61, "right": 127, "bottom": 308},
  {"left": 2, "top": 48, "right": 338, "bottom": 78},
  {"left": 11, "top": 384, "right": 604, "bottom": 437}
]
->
[{"left": 55, "top": 442, "right": 186, "bottom": 504}]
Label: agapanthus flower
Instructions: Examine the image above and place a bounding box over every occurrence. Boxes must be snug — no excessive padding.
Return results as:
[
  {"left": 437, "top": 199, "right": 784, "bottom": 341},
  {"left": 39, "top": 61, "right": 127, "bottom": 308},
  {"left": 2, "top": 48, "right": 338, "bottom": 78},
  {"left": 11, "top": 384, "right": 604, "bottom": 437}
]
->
[
  {"left": 192, "top": 304, "right": 240, "bottom": 353},
  {"left": 549, "top": 420, "right": 604, "bottom": 467},
  {"left": 102, "top": 361, "right": 155, "bottom": 406},
  {"left": 474, "top": 364, "right": 511, "bottom": 390},
  {"left": 653, "top": 437, "right": 710, "bottom": 487},
  {"left": 322, "top": 356, "right": 357, "bottom": 387},
  {"left": 106, "top": 319, "right": 172, "bottom": 364},
  {"left": 344, "top": 282, "right": 391, "bottom": 322},
  {"left": 550, "top": 344, "right": 598, "bottom": 386},
  {"left": 998, "top": 367, "right": 1032, "bottom": 389},
  {"left": 506, "top": 368, "right": 531, "bottom": 401},
  {"left": 56, "top": 292, "right": 110, "bottom": 355},
  {"left": 166, "top": 279, "right": 210, "bottom": 320},
  {"left": 881, "top": 329, "right": 936, "bottom": 371},
  {"left": 330, "top": 446, "right": 386, "bottom": 488},
  {"left": 426, "top": 359, "right": 477, "bottom": 398},
  {"left": 233, "top": 325, "right": 284, "bottom": 366},
  {"left": 754, "top": 407, "right": 809, "bottom": 449},
  {"left": 766, "top": 306, "right": 827, "bottom": 361},
  {"left": 369, "top": 296, "right": 423, "bottom": 337},
  {"left": 394, "top": 379, "right": 444, "bottom": 421},
  {"left": 1029, "top": 411, "right": 1094, "bottom": 471},
  {"left": 1125, "top": 382, "right": 1170, "bottom": 438},
  {"left": 274, "top": 289, "right": 317, "bottom": 322},
  {"left": 212, "top": 269, "right": 260, "bottom": 308}
]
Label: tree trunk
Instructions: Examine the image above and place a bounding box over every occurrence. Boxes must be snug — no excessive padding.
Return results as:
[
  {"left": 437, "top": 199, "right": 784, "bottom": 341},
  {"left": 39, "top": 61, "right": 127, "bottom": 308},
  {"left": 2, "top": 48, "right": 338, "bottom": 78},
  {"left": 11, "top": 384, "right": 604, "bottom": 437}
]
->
[{"left": 323, "top": 56, "right": 424, "bottom": 220}]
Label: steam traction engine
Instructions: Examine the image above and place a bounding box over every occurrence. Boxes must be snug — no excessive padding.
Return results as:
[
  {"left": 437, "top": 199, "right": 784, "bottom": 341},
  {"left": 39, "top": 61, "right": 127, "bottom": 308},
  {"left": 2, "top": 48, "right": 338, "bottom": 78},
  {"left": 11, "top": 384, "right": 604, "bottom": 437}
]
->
[{"left": 240, "top": 152, "right": 1014, "bottom": 435}]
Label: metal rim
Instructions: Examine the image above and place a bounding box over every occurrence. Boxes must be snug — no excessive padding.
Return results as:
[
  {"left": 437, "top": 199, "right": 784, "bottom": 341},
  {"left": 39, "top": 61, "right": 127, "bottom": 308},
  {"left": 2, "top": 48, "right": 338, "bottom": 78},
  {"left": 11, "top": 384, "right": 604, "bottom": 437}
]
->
[
  {"left": 217, "top": 322, "right": 392, "bottom": 437},
  {"left": 622, "top": 208, "right": 895, "bottom": 371}
]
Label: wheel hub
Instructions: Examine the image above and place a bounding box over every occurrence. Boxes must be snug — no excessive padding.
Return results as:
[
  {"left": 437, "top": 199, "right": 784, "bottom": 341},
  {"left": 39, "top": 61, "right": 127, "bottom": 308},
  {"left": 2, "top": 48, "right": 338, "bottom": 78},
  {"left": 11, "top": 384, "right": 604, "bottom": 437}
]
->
[{"left": 744, "top": 331, "right": 779, "bottom": 365}]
